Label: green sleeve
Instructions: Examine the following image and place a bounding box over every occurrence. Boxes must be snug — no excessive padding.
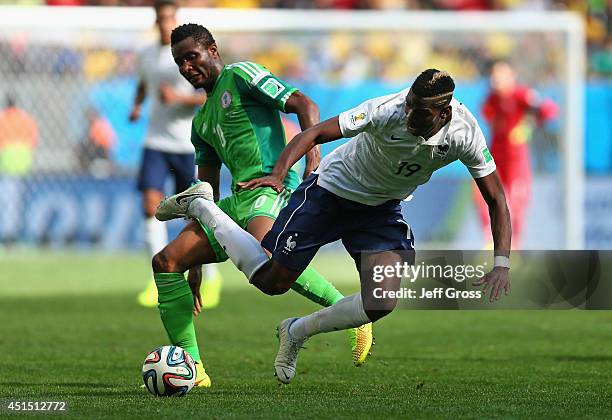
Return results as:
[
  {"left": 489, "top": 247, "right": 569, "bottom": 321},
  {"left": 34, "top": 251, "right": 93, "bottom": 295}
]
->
[
  {"left": 191, "top": 123, "right": 221, "bottom": 168},
  {"left": 233, "top": 66, "right": 298, "bottom": 112}
]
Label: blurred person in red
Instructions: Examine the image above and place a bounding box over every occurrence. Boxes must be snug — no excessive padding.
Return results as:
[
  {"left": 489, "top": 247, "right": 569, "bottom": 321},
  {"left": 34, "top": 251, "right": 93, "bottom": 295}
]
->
[
  {"left": 0, "top": 94, "right": 38, "bottom": 245},
  {"left": 79, "top": 108, "right": 117, "bottom": 177},
  {"left": 474, "top": 61, "right": 558, "bottom": 248}
]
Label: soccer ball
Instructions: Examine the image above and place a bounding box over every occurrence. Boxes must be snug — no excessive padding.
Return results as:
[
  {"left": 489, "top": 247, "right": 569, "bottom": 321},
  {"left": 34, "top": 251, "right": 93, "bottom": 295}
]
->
[{"left": 142, "top": 345, "right": 196, "bottom": 397}]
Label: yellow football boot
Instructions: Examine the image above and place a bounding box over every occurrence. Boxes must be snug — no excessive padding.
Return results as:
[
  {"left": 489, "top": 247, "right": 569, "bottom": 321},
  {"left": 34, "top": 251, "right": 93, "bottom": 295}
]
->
[
  {"left": 200, "top": 271, "right": 223, "bottom": 309},
  {"left": 194, "top": 362, "right": 212, "bottom": 388},
  {"left": 347, "top": 323, "right": 374, "bottom": 367},
  {"left": 137, "top": 279, "right": 158, "bottom": 308}
]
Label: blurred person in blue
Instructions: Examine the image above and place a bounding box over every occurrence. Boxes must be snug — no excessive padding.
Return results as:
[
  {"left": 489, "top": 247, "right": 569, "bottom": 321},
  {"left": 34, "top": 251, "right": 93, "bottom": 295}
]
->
[{"left": 129, "top": 0, "right": 222, "bottom": 308}]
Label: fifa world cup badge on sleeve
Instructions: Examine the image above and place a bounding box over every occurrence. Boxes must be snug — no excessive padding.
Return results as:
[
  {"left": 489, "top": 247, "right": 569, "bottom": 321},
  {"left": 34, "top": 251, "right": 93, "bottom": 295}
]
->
[
  {"left": 261, "top": 79, "right": 285, "bottom": 99},
  {"left": 481, "top": 147, "right": 493, "bottom": 163}
]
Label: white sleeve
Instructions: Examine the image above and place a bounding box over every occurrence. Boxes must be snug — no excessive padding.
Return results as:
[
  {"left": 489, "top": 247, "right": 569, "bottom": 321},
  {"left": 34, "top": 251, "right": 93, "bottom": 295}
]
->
[
  {"left": 459, "top": 122, "right": 496, "bottom": 179},
  {"left": 338, "top": 98, "right": 381, "bottom": 138}
]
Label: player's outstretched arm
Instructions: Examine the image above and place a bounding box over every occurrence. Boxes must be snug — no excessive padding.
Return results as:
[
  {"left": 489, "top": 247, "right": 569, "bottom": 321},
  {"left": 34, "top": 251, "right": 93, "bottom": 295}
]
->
[
  {"left": 129, "top": 80, "right": 146, "bottom": 122},
  {"left": 473, "top": 171, "right": 512, "bottom": 302},
  {"left": 238, "top": 116, "right": 343, "bottom": 192},
  {"left": 284, "top": 91, "right": 321, "bottom": 179}
]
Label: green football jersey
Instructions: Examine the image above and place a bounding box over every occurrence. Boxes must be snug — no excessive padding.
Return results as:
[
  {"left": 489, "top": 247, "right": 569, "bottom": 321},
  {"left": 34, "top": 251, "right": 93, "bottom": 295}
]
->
[{"left": 191, "top": 61, "right": 301, "bottom": 192}]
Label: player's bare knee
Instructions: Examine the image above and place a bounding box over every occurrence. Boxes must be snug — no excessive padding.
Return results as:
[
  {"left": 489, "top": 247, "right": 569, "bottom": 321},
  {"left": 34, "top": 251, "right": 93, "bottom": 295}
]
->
[
  {"left": 250, "top": 261, "right": 295, "bottom": 295},
  {"left": 364, "top": 296, "right": 397, "bottom": 322},
  {"left": 152, "top": 250, "right": 180, "bottom": 273},
  {"left": 271, "top": 279, "right": 294, "bottom": 295},
  {"left": 251, "top": 278, "right": 274, "bottom": 295},
  {"left": 250, "top": 265, "right": 273, "bottom": 295},
  {"left": 251, "top": 274, "right": 290, "bottom": 296},
  {"left": 261, "top": 282, "right": 291, "bottom": 296},
  {"left": 151, "top": 252, "right": 166, "bottom": 273},
  {"left": 364, "top": 309, "right": 392, "bottom": 322},
  {"left": 363, "top": 295, "right": 397, "bottom": 322}
]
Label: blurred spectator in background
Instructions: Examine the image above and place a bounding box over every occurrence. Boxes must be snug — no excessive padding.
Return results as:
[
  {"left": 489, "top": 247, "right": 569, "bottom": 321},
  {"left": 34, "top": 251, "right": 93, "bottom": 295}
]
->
[
  {"left": 591, "top": 38, "right": 612, "bottom": 76},
  {"left": 474, "top": 61, "right": 558, "bottom": 248},
  {"left": 0, "top": 95, "right": 37, "bottom": 176},
  {"left": 0, "top": 94, "right": 38, "bottom": 245},
  {"left": 79, "top": 108, "right": 117, "bottom": 177},
  {"left": 53, "top": 47, "right": 82, "bottom": 76},
  {"left": 4, "top": 1, "right": 612, "bottom": 81},
  {"left": 129, "top": 0, "right": 222, "bottom": 307}
]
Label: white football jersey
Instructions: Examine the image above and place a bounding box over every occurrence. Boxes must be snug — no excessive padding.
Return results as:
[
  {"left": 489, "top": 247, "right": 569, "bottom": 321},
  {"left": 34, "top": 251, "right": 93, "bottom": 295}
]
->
[
  {"left": 315, "top": 89, "right": 496, "bottom": 206},
  {"left": 136, "top": 44, "right": 197, "bottom": 154}
]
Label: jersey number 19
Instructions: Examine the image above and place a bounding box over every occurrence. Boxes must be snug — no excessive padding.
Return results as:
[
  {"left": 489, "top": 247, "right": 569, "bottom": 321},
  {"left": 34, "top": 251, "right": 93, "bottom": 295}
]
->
[{"left": 395, "top": 162, "right": 422, "bottom": 177}]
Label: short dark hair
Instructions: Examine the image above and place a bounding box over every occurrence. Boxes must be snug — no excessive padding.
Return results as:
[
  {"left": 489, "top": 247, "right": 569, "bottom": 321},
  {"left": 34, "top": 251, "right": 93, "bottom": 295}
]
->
[
  {"left": 171, "top": 23, "right": 216, "bottom": 48},
  {"left": 154, "top": 0, "right": 177, "bottom": 14},
  {"left": 411, "top": 69, "right": 455, "bottom": 99}
]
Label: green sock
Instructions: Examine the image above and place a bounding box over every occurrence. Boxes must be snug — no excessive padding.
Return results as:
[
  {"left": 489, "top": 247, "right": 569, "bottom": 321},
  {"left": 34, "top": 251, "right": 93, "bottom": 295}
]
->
[
  {"left": 155, "top": 273, "right": 201, "bottom": 363},
  {"left": 290, "top": 266, "right": 344, "bottom": 307}
]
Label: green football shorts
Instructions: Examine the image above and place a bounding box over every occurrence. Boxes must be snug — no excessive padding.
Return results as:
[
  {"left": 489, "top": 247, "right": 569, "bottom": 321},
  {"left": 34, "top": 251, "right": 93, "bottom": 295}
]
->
[{"left": 199, "top": 187, "right": 293, "bottom": 262}]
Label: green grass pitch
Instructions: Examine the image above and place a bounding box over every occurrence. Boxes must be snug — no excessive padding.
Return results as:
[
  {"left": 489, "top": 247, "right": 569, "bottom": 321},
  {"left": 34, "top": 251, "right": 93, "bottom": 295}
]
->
[{"left": 1, "top": 251, "right": 611, "bottom": 419}]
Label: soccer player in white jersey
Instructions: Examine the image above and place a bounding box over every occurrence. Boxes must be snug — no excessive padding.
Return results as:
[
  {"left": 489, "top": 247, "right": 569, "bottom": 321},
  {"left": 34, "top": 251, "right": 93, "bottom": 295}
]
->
[
  {"left": 129, "top": 0, "right": 222, "bottom": 308},
  {"left": 156, "top": 69, "right": 512, "bottom": 384}
]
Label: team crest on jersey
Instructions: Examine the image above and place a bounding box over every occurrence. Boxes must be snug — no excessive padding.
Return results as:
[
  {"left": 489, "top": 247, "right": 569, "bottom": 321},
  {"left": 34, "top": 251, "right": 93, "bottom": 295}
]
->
[
  {"left": 221, "top": 90, "right": 232, "bottom": 108},
  {"left": 261, "top": 78, "right": 284, "bottom": 99},
  {"left": 350, "top": 112, "right": 366, "bottom": 125},
  {"left": 434, "top": 144, "right": 450, "bottom": 159}
]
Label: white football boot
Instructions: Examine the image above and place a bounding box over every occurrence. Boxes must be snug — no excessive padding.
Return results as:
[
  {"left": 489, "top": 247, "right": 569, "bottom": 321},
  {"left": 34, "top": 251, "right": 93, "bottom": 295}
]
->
[
  {"left": 274, "top": 318, "right": 307, "bottom": 385},
  {"left": 155, "top": 182, "right": 214, "bottom": 221}
]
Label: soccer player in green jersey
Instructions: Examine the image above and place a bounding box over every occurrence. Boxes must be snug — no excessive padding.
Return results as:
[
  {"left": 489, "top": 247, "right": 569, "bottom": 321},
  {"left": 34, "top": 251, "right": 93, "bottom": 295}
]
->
[{"left": 151, "top": 23, "right": 373, "bottom": 387}]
